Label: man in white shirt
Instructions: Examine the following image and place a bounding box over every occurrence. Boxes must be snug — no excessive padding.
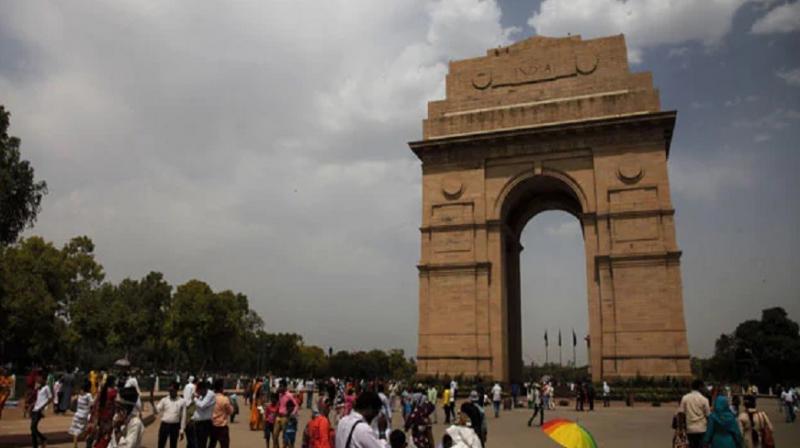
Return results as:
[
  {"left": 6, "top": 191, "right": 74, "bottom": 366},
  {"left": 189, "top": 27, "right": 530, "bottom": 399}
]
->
[
  {"left": 112, "top": 386, "right": 144, "bottom": 448},
  {"left": 781, "top": 387, "right": 796, "bottom": 423},
  {"left": 183, "top": 376, "right": 196, "bottom": 403},
  {"left": 192, "top": 381, "right": 216, "bottom": 448},
  {"left": 155, "top": 381, "right": 186, "bottom": 448},
  {"left": 336, "top": 391, "right": 388, "bottom": 448},
  {"left": 491, "top": 383, "right": 502, "bottom": 418},
  {"left": 678, "top": 380, "right": 711, "bottom": 448},
  {"left": 30, "top": 377, "right": 52, "bottom": 448}
]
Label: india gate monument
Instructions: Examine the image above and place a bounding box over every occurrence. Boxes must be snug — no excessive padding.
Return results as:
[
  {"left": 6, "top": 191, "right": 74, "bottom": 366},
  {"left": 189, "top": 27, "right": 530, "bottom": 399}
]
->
[{"left": 410, "top": 35, "right": 691, "bottom": 383}]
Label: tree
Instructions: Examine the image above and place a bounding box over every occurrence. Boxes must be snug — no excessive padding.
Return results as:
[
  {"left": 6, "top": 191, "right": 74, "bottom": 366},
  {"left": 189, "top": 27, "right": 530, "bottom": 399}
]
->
[
  {"left": 707, "top": 307, "right": 800, "bottom": 386},
  {"left": 0, "top": 106, "right": 47, "bottom": 246}
]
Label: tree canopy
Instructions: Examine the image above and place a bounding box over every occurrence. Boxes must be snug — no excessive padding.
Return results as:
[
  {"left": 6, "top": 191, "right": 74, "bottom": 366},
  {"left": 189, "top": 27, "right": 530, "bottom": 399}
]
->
[
  {"left": 0, "top": 234, "right": 415, "bottom": 378},
  {"left": 697, "top": 307, "right": 800, "bottom": 386},
  {"left": 0, "top": 106, "right": 47, "bottom": 246}
]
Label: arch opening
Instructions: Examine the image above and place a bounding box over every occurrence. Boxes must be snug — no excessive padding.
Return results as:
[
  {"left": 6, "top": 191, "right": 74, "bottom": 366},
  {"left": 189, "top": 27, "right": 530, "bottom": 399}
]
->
[{"left": 500, "top": 175, "right": 591, "bottom": 383}]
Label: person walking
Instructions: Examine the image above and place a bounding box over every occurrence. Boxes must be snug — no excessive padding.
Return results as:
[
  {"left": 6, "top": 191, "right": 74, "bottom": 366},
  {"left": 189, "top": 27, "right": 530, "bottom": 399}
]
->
[
  {"left": 781, "top": 387, "right": 796, "bottom": 423},
  {"left": 466, "top": 391, "right": 487, "bottom": 446},
  {"left": 737, "top": 395, "right": 774, "bottom": 448},
  {"left": 192, "top": 381, "right": 217, "bottom": 448},
  {"left": 587, "top": 382, "right": 596, "bottom": 411},
  {"left": 602, "top": 381, "right": 611, "bottom": 407},
  {"left": 679, "top": 380, "right": 712, "bottom": 448},
  {"left": 527, "top": 383, "right": 544, "bottom": 427},
  {"left": 441, "top": 385, "right": 452, "bottom": 424},
  {"left": 90, "top": 375, "right": 119, "bottom": 448},
  {"left": 306, "top": 379, "right": 316, "bottom": 411},
  {"left": 490, "top": 383, "right": 502, "bottom": 418},
  {"left": 30, "top": 376, "right": 52, "bottom": 448},
  {"left": 111, "top": 387, "right": 145, "bottom": 448},
  {"left": 404, "top": 396, "right": 434, "bottom": 448},
  {"left": 703, "top": 396, "right": 743, "bottom": 448},
  {"left": 250, "top": 377, "right": 265, "bottom": 431},
  {"left": 68, "top": 380, "right": 94, "bottom": 448},
  {"left": 155, "top": 381, "right": 186, "bottom": 448},
  {"left": 335, "top": 391, "right": 389, "bottom": 448},
  {"left": 274, "top": 380, "right": 299, "bottom": 448},
  {"left": 210, "top": 379, "right": 234, "bottom": 448}
]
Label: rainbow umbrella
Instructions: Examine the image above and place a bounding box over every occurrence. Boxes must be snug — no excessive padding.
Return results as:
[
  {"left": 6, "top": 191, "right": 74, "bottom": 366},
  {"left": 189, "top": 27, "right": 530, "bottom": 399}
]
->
[{"left": 541, "top": 418, "right": 598, "bottom": 448}]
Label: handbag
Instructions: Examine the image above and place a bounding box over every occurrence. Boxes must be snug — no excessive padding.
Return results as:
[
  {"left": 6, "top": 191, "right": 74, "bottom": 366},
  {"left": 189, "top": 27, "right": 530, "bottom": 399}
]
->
[{"left": 672, "top": 430, "right": 689, "bottom": 448}]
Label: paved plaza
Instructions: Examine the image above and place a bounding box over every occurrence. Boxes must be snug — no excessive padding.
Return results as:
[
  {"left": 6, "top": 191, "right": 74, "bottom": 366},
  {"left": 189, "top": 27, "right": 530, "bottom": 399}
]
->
[{"left": 2, "top": 398, "right": 797, "bottom": 447}]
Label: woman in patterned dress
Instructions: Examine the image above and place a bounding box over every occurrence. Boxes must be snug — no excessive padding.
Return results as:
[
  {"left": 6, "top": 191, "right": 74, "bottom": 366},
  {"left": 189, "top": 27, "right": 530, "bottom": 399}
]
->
[
  {"left": 404, "top": 394, "right": 435, "bottom": 448},
  {"left": 69, "top": 380, "right": 94, "bottom": 447}
]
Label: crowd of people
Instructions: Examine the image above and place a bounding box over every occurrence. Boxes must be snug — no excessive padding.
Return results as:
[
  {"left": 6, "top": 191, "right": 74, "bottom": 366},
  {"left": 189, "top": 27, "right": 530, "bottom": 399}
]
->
[
  {"left": 671, "top": 380, "right": 800, "bottom": 448},
  {"left": 7, "top": 366, "right": 799, "bottom": 448}
]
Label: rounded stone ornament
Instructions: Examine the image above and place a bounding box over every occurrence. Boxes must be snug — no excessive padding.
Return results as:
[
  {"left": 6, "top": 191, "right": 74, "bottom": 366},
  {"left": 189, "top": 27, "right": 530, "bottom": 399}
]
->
[
  {"left": 575, "top": 51, "right": 598, "bottom": 75},
  {"left": 441, "top": 177, "right": 464, "bottom": 199},
  {"left": 617, "top": 162, "right": 644, "bottom": 183},
  {"left": 472, "top": 71, "right": 492, "bottom": 90}
]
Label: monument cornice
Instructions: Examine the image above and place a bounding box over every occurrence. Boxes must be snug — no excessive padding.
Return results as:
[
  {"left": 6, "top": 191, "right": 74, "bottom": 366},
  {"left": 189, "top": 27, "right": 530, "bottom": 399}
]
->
[{"left": 409, "top": 110, "right": 676, "bottom": 162}]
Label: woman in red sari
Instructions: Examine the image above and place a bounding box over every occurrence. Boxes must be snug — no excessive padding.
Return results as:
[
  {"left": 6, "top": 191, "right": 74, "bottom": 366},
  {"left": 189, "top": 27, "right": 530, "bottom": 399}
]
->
[{"left": 89, "top": 376, "right": 117, "bottom": 448}]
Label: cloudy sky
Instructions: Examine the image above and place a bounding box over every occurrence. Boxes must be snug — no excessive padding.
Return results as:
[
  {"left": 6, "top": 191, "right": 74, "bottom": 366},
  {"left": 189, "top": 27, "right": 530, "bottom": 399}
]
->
[{"left": 2, "top": 0, "right": 798, "bottom": 365}]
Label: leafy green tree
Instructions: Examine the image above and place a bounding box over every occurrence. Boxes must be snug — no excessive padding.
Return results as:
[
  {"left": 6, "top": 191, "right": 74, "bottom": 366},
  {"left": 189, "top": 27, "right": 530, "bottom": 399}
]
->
[
  {"left": 708, "top": 307, "right": 800, "bottom": 386},
  {"left": 0, "top": 106, "right": 47, "bottom": 246}
]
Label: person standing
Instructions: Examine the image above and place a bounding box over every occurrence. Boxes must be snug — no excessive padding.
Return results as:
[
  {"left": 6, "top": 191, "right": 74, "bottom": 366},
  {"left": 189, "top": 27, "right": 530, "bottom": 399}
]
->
[
  {"left": 426, "top": 385, "right": 438, "bottom": 424},
  {"left": 192, "top": 381, "right": 217, "bottom": 448},
  {"left": 30, "top": 376, "right": 52, "bottom": 448},
  {"left": 68, "top": 380, "right": 94, "bottom": 448},
  {"left": 155, "top": 381, "right": 186, "bottom": 448},
  {"left": 184, "top": 376, "right": 197, "bottom": 404},
  {"left": 602, "top": 381, "right": 611, "bottom": 408},
  {"left": 0, "top": 367, "right": 12, "bottom": 419},
  {"left": 441, "top": 385, "right": 452, "bottom": 425},
  {"left": 60, "top": 369, "right": 76, "bottom": 414},
  {"left": 274, "top": 381, "right": 299, "bottom": 448},
  {"left": 210, "top": 379, "right": 234, "bottom": 448},
  {"left": 112, "top": 386, "right": 145, "bottom": 448},
  {"left": 780, "top": 387, "right": 796, "bottom": 423},
  {"left": 737, "top": 395, "right": 774, "bottom": 448},
  {"left": 490, "top": 383, "right": 502, "bottom": 418},
  {"left": 403, "top": 397, "right": 434, "bottom": 448},
  {"left": 527, "top": 383, "right": 544, "bottom": 427},
  {"left": 303, "top": 401, "right": 334, "bottom": 448},
  {"left": 463, "top": 393, "right": 487, "bottom": 447},
  {"left": 263, "top": 393, "right": 280, "bottom": 448},
  {"left": 306, "top": 379, "right": 316, "bottom": 411},
  {"left": 335, "top": 391, "right": 389, "bottom": 448},
  {"left": 448, "top": 403, "right": 482, "bottom": 448},
  {"left": 679, "top": 380, "right": 712, "bottom": 448},
  {"left": 703, "top": 396, "right": 743, "bottom": 448},
  {"left": 587, "top": 382, "right": 596, "bottom": 411},
  {"left": 91, "top": 375, "right": 119, "bottom": 448},
  {"left": 250, "top": 377, "right": 265, "bottom": 431}
]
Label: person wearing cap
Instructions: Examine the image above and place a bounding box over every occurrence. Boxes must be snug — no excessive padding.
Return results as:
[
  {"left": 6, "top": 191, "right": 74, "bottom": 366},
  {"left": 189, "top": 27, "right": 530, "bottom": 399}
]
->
[
  {"left": 465, "top": 391, "right": 487, "bottom": 446},
  {"left": 183, "top": 377, "right": 197, "bottom": 404},
  {"left": 111, "top": 386, "right": 144, "bottom": 448},
  {"left": 335, "top": 391, "right": 389, "bottom": 448},
  {"left": 192, "top": 381, "right": 217, "bottom": 448},
  {"left": 155, "top": 381, "right": 186, "bottom": 448}
]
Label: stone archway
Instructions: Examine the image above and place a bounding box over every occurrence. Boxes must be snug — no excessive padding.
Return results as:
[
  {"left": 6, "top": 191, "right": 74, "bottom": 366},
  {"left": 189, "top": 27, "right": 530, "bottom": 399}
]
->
[{"left": 410, "top": 35, "right": 691, "bottom": 382}]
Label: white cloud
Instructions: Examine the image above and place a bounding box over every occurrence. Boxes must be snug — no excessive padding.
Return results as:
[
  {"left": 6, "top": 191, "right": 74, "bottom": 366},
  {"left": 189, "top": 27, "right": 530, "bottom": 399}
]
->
[
  {"left": 0, "top": 0, "right": 516, "bottom": 354},
  {"left": 668, "top": 46, "right": 690, "bottom": 58},
  {"left": 545, "top": 220, "right": 582, "bottom": 237},
  {"left": 528, "top": 0, "right": 749, "bottom": 63},
  {"left": 751, "top": 1, "right": 800, "bottom": 34},
  {"left": 776, "top": 67, "right": 800, "bottom": 86}
]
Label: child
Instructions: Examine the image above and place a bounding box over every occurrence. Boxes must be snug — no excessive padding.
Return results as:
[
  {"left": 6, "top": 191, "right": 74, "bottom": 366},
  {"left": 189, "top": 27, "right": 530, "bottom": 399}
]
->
[
  {"left": 284, "top": 400, "right": 298, "bottom": 448},
  {"left": 264, "top": 393, "right": 279, "bottom": 448},
  {"left": 389, "top": 429, "right": 407, "bottom": 448}
]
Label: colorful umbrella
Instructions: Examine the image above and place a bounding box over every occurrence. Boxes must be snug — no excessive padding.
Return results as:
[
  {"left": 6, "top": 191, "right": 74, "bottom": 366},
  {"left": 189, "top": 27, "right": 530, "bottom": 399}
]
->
[{"left": 541, "top": 418, "right": 598, "bottom": 448}]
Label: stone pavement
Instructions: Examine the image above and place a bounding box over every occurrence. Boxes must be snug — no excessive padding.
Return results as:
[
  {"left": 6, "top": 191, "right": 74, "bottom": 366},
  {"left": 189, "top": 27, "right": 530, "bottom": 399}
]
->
[{"left": 24, "top": 399, "right": 793, "bottom": 447}]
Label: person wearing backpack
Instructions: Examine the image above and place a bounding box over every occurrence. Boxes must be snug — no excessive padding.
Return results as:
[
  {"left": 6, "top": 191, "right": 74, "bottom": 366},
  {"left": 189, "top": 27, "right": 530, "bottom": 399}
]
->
[{"left": 737, "top": 395, "right": 775, "bottom": 448}]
